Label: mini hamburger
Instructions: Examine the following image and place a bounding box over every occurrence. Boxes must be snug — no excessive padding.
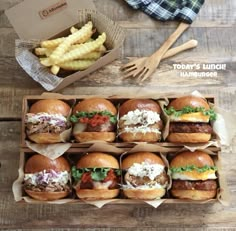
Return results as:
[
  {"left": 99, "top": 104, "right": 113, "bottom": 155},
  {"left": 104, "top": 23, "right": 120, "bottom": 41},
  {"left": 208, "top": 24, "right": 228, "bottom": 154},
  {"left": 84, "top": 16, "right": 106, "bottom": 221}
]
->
[
  {"left": 118, "top": 99, "right": 163, "bottom": 142},
  {"left": 23, "top": 154, "right": 71, "bottom": 201},
  {"left": 71, "top": 98, "right": 117, "bottom": 142},
  {"left": 165, "top": 95, "right": 216, "bottom": 143},
  {"left": 72, "top": 152, "right": 121, "bottom": 200},
  {"left": 122, "top": 152, "right": 168, "bottom": 200},
  {"left": 25, "top": 99, "right": 71, "bottom": 143},
  {"left": 170, "top": 151, "right": 218, "bottom": 200}
]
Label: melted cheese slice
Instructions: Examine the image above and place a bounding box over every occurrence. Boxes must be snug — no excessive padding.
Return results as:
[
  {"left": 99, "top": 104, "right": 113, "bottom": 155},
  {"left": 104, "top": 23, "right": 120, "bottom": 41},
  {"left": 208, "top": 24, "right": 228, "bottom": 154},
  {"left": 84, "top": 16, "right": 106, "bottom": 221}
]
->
[
  {"left": 172, "top": 170, "right": 217, "bottom": 181},
  {"left": 170, "top": 112, "right": 210, "bottom": 122}
]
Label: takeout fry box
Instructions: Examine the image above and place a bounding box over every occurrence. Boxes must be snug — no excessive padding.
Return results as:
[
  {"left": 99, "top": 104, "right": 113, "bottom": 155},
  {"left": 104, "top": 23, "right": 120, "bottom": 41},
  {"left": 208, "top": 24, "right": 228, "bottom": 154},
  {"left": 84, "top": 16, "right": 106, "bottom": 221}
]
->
[
  {"left": 14, "top": 9, "right": 125, "bottom": 91},
  {"left": 21, "top": 93, "right": 220, "bottom": 151},
  {"left": 13, "top": 143, "right": 230, "bottom": 208}
]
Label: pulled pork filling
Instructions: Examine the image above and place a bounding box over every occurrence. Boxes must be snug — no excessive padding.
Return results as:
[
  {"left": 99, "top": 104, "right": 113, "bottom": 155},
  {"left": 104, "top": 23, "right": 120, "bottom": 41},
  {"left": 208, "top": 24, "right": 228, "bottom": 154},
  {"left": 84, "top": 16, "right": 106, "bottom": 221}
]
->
[
  {"left": 24, "top": 170, "right": 71, "bottom": 192},
  {"left": 123, "top": 161, "right": 168, "bottom": 189},
  {"left": 25, "top": 113, "right": 70, "bottom": 135}
]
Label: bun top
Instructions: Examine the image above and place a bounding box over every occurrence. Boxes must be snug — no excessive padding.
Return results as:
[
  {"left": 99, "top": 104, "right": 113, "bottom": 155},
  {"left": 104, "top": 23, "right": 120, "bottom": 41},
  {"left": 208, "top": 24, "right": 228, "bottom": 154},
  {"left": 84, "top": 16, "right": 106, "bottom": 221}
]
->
[
  {"left": 119, "top": 99, "right": 161, "bottom": 117},
  {"left": 168, "top": 95, "right": 210, "bottom": 110},
  {"left": 29, "top": 99, "right": 71, "bottom": 116},
  {"left": 122, "top": 152, "right": 165, "bottom": 169},
  {"left": 25, "top": 154, "right": 70, "bottom": 173},
  {"left": 170, "top": 151, "right": 215, "bottom": 168},
  {"left": 73, "top": 98, "right": 117, "bottom": 115},
  {"left": 76, "top": 152, "right": 119, "bottom": 169}
]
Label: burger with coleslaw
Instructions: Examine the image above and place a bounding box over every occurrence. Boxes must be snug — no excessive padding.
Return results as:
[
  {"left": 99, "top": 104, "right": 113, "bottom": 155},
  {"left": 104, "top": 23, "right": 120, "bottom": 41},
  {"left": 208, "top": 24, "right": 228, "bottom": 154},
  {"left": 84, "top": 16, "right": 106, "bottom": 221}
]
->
[
  {"left": 118, "top": 99, "right": 163, "bottom": 142},
  {"left": 23, "top": 154, "right": 71, "bottom": 201},
  {"left": 25, "top": 99, "right": 71, "bottom": 143},
  {"left": 121, "top": 152, "right": 168, "bottom": 200}
]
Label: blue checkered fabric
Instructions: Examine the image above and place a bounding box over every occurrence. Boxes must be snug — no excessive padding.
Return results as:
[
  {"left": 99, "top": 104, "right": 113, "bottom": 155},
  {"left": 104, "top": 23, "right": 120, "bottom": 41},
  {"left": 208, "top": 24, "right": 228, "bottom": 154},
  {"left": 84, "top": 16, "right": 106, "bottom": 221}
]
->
[{"left": 124, "top": 0, "right": 205, "bottom": 24}]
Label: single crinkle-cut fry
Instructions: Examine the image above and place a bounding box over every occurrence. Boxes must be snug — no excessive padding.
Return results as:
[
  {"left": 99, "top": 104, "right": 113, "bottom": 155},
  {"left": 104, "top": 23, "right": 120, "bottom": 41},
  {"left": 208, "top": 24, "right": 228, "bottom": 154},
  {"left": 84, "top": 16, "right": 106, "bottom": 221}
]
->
[
  {"left": 49, "top": 21, "right": 93, "bottom": 64},
  {"left": 58, "top": 60, "right": 96, "bottom": 71},
  {"left": 35, "top": 47, "right": 54, "bottom": 57},
  {"left": 57, "top": 33, "right": 106, "bottom": 64},
  {"left": 40, "top": 37, "right": 65, "bottom": 48},
  {"left": 79, "top": 51, "right": 102, "bottom": 60},
  {"left": 40, "top": 58, "right": 53, "bottom": 67},
  {"left": 51, "top": 65, "right": 60, "bottom": 75},
  {"left": 70, "top": 26, "right": 78, "bottom": 34}
]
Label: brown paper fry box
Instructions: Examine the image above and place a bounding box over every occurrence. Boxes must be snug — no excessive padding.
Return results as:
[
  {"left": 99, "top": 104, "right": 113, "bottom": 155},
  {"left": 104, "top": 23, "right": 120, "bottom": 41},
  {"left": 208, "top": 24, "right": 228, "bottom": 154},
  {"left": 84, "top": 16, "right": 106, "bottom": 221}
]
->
[{"left": 13, "top": 9, "right": 125, "bottom": 91}]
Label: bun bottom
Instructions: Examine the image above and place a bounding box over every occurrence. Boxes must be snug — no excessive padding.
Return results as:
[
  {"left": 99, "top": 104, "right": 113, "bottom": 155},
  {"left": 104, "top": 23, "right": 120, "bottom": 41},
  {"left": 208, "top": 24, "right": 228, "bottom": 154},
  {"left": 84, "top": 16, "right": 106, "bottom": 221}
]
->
[
  {"left": 74, "top": 132, "right": 116, "bottom": 142},
  {"left": 171, "top": 189, "right": 217, "bottom": 200},
  {"left": 25, "top": 189, "right": 69, "bottom": 201},
  {"left": 28, "top": 133, "right": 63, "bottom": 144},
  {"left": 119, "top": 132, "right": 161, "bottom": 142},
  {"left": 167, "top": 133, "right": 211, "bottom": 143},
  {"left": 76, "top": 189, "right": 119, "bottom": 200},
  {"left": 123, "top": 188, "right": 165, "bottom": 200}
]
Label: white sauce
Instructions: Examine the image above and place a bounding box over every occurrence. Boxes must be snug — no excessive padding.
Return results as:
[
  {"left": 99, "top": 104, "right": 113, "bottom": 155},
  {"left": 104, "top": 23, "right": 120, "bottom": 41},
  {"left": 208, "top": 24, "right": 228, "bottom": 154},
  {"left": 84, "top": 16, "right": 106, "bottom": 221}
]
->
[
  {"left": 128, "top": 161, "right": 164, "bottom": 181},
  {"left": 120, "top": 109, "right": 160, "bottom": 126}
]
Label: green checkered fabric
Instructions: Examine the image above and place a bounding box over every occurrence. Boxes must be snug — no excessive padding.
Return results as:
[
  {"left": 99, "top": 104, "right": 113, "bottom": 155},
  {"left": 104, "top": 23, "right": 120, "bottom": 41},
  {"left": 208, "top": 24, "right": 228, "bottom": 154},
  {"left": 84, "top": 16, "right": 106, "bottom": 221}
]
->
[{"left": 124, "top": 0, "right": 205, "bottom": 24}]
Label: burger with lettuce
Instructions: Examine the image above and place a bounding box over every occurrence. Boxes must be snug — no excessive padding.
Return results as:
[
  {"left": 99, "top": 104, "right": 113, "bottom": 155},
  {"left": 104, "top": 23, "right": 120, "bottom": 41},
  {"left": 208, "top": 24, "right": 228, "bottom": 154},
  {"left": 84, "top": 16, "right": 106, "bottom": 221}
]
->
[
  {"left": 170, "top": 150, "right": 218, "bottom": 200},
  {"left": 165, "top": 95, "right": 217, "bottom": 143},
  {"left": 72, "top": 152, "right": 121, "bottom": 200},
  {"left": 71, "top": 98, "right": 117, "bottom": 142}
]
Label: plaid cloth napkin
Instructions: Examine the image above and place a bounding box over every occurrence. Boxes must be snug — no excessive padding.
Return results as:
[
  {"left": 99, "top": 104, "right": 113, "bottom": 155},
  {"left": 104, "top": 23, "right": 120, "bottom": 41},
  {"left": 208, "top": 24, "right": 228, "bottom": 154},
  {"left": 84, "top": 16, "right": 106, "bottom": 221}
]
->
[{"left": 124, "top": 0, "right": 205, "bottom": 23}]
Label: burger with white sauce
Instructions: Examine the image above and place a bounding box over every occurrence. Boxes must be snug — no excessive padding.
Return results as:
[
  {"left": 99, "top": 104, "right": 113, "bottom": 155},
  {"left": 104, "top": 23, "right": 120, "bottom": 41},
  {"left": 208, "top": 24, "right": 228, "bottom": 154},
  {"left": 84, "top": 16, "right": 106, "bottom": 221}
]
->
[
  {"left": 72, "top": 152, "right": 121, "bottom": 200},
  {"left": 118, "top": 99, "right": 163, "bottom": 142},
  {"left": 23, "top": 154, "right": 71, "bottom": 201},
  {"left": 122, "top": 152, "right": 168, "bottom": 200},
  {"left": 25, "top": 99, "right": 71, "bottom": 143}
]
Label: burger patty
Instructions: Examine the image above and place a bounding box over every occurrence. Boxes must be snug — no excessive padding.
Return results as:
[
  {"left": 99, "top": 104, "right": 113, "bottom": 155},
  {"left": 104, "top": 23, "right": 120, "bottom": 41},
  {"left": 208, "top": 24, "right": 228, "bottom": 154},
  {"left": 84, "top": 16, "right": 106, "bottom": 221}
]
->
[
  {"left": 125, "top": 172, "right": 168, "bottom": 187},
  {"left": 24, "top": 182, "right": 71, "bottom": 192},
  {"left": 172, "top": 180, "right": 217, "bottom": 191},
  {"left": 26, "top": 122, "right": 69, "bottom": 135},
  {"left": 86, "top": 121, "right": 115, "bottom": 132},
  {"left": 169, "top": 122, "right": 213, "bottom": 134}
]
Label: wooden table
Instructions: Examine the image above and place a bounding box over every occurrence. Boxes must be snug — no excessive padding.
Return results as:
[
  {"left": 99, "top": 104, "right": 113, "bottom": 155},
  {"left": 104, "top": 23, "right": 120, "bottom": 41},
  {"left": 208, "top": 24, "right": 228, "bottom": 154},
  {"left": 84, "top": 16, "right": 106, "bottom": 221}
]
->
[{"left": 1, "top": 0, "right": 236, "bottom": 229}]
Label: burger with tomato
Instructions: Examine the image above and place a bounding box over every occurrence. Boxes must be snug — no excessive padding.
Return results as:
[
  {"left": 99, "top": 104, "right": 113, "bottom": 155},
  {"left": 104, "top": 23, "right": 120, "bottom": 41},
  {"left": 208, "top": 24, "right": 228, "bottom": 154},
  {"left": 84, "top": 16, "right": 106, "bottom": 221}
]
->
[
  {"left": 70, "top": 98, "right": 117, "bottom": 142},
  {"left": 121, "top": 152, "right": 168, "bottom": 200},
  {"left": 72, "top": 152, "right": 121, "bottom": 200},
  {"left": 170, "top": 150, "right": 218, "bottom": 200},
  {"left": 165, "top": 95, "right": 216, "bottom": 143},
  {"left": 118, "top": 99, "right": 163, "bottom": 142},
  {"left": 25, "top": 99, "right": 71, "bottom": 143},
  {"left": 23, "top": 154, "right": 71, "bottom": 201}
]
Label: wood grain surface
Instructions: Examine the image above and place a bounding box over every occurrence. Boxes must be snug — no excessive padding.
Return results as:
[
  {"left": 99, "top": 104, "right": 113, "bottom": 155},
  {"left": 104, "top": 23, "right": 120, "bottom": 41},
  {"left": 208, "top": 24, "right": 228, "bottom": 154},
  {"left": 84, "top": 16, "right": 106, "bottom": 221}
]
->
[{"left": 0, "top": 0, "right": 236, "bottom": 230}]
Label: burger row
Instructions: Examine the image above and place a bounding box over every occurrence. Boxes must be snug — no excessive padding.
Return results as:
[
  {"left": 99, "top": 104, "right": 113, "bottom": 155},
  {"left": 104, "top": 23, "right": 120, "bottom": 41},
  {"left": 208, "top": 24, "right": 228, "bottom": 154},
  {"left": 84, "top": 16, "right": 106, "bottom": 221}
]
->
[
  {"left": 24, "top": 95, "right": 217, "bottom": 144},
  {"left": 23, "top": 151, "right": 218, "bottom": 201}
]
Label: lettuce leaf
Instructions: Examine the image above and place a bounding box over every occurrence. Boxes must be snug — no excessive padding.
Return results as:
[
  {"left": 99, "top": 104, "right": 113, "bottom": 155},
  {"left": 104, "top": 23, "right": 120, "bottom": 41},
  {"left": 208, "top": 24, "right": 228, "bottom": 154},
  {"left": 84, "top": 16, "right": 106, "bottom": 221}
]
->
[
  {"left": 164, "top": 106, "right": 217, "bottom": 121},
  {"left": 170, "top": 165, "right": 217, "bottom": 173},
  {"left": 71, "top": 166, "right": 121, "bottom": 182}
]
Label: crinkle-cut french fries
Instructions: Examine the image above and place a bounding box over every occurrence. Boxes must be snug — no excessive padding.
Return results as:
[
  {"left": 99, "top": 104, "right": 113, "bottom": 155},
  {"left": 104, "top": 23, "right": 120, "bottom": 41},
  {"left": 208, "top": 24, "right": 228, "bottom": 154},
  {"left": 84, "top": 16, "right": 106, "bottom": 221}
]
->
[
  {"left": 58, "top": 60, "right": 96, "bottom": 71},
  {"left": 55, "top": 33, "right": 106, "bottom": 64},
  {"left": 35, "top": 21, "right": 107, "bottom": 75},
  {"left": 49, "top": 21, "right": 93, "bottom": 64}
]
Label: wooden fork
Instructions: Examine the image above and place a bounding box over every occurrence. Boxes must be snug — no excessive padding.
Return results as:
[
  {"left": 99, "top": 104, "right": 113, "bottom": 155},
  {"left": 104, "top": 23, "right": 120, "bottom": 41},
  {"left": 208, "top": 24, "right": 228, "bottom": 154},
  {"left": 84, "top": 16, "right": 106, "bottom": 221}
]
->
[{"left": 122, "top": 22, "right": 190, "bottom": 81}]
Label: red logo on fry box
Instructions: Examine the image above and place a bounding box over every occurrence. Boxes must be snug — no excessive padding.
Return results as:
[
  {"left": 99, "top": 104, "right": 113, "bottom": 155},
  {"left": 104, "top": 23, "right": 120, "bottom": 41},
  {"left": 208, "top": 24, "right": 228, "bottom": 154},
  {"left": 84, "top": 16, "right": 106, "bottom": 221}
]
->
[{"left": 39, "top": 0, "right": 68, "bottom": 19}]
